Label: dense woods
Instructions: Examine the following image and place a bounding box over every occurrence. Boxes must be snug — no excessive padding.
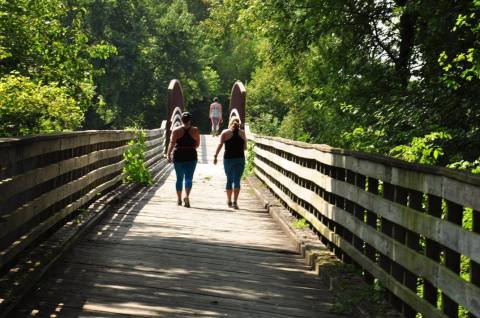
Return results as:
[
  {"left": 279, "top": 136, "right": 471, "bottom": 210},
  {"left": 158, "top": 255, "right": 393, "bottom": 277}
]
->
[{"left": 0, "top": 0, "right": 478, "bottom": 171}]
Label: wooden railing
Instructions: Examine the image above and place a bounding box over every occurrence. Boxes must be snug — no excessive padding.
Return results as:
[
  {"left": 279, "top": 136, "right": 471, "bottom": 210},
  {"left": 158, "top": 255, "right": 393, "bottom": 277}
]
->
[
  {"left": 252, "top": 134, "right": 480, "bottom": 318},
  {"left": 0, "top": 124, "right": 167, "bottom": 273}
]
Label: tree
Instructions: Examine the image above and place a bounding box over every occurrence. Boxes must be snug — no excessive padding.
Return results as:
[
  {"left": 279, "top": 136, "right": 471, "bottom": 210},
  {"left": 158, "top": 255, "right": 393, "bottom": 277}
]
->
[
  {"left": 0, "top": 0, "right": 113, "bottom": 136},
  {"left": 0, "top": 74, "right": 83, "bottom": 136},
  {"left": 236, "top": 0, "right": 480, "bottom": 164},
  {"left": 84, "top": 0, "right": 208, "bottom": 129}
]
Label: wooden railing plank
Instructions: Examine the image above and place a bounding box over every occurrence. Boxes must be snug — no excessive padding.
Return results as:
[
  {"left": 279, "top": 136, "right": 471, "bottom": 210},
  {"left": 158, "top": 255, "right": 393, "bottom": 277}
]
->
[
  {"left": 364, "top": 176, "right": 379, "bottom": 284},
  {"left": 1, "top": 134, "right": 164, "bottom": 234},
  {"left": 0, "top": 123, "right": 167, "bottom": 309},
  {"left": 254, "top": 136, "right": 480, "bottom": 211},
  {"left": 255, "top": 148, "right": 480, "bottom": 264},
  {"left": 0, "top": 173, "right": 123, "bottom": 268},
  {"left": 254, "top": 167, "right": 448, "bottom": 318},
  {"left": 0, "top": 161, "right": 125, "bottom": 241},
  {"left": 0, "top": 147, "right": 166, "bottom": 270},
  {"left": 0, "top": 131, "right": 133, "bottom": 157},
  {"left": 0, "top": 145, "right": 129, "bottom": 201},
  {"left": 472, "top": 210, "right": 480, "bottom": 318},
  {"left": 255, "top": 157, "right": 480, "bottom": 317}
]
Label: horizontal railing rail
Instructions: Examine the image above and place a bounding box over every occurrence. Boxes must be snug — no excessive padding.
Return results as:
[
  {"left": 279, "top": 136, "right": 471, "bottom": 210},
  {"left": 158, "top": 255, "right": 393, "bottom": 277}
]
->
[
  {"left": 0, "top": 123, "right": 167, "bottom": 272},
  {"left": 251, "top": 134, "right": 480, "bottom": 318}
]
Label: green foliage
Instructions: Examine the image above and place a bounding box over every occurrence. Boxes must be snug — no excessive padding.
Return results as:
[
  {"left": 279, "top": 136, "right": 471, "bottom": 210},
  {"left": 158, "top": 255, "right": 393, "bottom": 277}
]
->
[
  {"left": 439, "top": 0, "right": 480, "bottom": 89},
  {"left": 83, "top": 0, "right": 212, "bottom": 129},
  {"left": 447, "top": 158, "right": 480, "bottom": 174},
  {"left": 250, "top": 114, "right": 280, "bottom": 136},
  {"left": 292, "top": 218, "right": 309, "bottom": 230},
  {"left": 0, "top": 74, "right": 83, "bottom": 137},
  {"left": 209, "top": 0, "right": 480, "bottom": 168},
  {"left": 1, "top": 0, "right": 478, "bottom": 177},
  {"left": 0, "top": 0, "right": 114, "bottom": 136},
  {"left": 389, "top": 132, "right": 453, "bottom": 165},
  {"left": 341, "top": 128, "right": 387, "bottom": 153},
  {"left": 123, "top": 130, "right": 153, "bottom": 186},
  {"left": 198, "top": 0, "right": 257, "bottom": 103},
  {"left": 0, "top": 0, "right": 114, "bottom": 118},
  {"left": 243, "top": 142, "right": 256, "bottom": 177}
]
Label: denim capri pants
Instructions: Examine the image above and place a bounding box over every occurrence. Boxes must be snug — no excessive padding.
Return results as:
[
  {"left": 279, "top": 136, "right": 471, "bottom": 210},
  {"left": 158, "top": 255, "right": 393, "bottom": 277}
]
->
[
  {"left": 173, "top": 160, "right": 197, "bottom": 192},
  {"left": 223, "top": 158, "right": 245, "bottom": 190}
]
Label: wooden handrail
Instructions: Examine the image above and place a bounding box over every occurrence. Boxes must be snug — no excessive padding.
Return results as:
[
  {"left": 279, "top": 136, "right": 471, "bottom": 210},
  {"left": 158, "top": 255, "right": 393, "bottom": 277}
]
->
[
  {"left": 0, "top": 124, "right": 167, "bottom": 272},
  {"left": 252, "top": 133, "right": 480, "bottom": 318}
]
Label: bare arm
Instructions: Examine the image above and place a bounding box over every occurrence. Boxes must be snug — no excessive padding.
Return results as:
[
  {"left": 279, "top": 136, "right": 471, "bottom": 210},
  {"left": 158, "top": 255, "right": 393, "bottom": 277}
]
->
[
  {"left": 213, "top": 131, "right": 226, "bottom": 164},
  {"left": 241, "top": 130, "right": 247, "bottom": 151},
  {"left": 193, "top": 127, "right": 201, "bottom": 149},
  {"left": 167, "top": 129, "right": 178, "bottom": 163}
]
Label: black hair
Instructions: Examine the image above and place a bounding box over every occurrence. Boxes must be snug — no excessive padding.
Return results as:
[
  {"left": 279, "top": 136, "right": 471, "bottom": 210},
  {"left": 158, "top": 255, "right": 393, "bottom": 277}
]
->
[{"left": 181, "top": 112, "right": 192, "bottom": 124}]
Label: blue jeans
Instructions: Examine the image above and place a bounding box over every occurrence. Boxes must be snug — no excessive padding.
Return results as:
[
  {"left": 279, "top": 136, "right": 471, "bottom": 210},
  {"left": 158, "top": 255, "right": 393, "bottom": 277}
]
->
[
  {"left": 223, "top": 158, "right": 245, "bottom": 190},
  {"left": 173, "top": 161, "right": 197, "bottom": 192}
]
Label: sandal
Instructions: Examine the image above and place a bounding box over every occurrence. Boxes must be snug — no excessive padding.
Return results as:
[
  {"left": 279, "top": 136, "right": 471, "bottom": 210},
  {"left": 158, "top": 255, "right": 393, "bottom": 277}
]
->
[
  {"left": 177, "top": 199, "right": 182, "bottom": 206},
  {"left": 232, "top": 202, "right": 239, "bottom": 209},
  {"left": 227, "top": 201, "right": 232, "bottom": 208},
  {"left": 183, "top": 197, "right": 190, "bottom": 208}
]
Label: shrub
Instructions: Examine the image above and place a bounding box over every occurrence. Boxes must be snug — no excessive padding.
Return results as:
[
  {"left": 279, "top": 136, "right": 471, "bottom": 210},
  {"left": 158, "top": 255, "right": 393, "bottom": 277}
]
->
[
  {"left": 123, "top": 130, "right": 153, "bottom": 186},
  {"left": 0, "top": 74, "right": 83, "bottom": 137}
]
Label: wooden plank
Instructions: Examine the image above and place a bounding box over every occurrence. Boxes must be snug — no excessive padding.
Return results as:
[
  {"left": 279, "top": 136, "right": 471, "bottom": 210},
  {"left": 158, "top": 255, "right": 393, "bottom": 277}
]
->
[
  {"left": 404, "top": 190, "right": 422, "bottom": 317},
  {"left": 145, "top": 145, "right": 164, "bottom": 161},
  {"left": 381, "top": 182, "right": 395, "bottom": 306},
  {"left": 0, "top": 145, "right": 128, "bottom": 201},
  {"left": 22, "top": 287, "right": 331, "bottom": 318},
  {"left": 72, "top": 241, "right": 309, "bottom": 273},
  {"left": 424, "top": 195, "right": 442, "bottom": 307},
  {"left": 255, "top": 148, "right": 480, "bottom": 264},
  {"left": 255, "top": 167, "right": 448, "bottom": 318},
  {"left": 364, "top": 177, "right": 379, "bottom": 284},
  {"left": 0, "top": 174, "right": 123, "bottom": 269},
  {"left": 0, "top": 131, "right": 135, "bottom": 166},
  {"left": 41, "top": 265, "right": 331, "bottom": 309},
  {"left": 391, "top": 185, "right": 408, "bottom": 314},
  {"left": 144, "top": 128, "right": 165, "bottom": 138},
  {"left": 254, "top": 137, "right": 480, "bottom": 211},
  {"left": 51, "top": 262, "right": 327, "bottom": 297},
  {"left": 255, "top": 159, "right": 480, "bottom": 317},
  {"left": 0, "top": 161, "right": 125, "bottom": 241},
  {"left": 443, "top": 201, "right": 463, "bottom": 317},
  {"left": 145, "top": 137, "right": 163, "bottom": 150},
  {"left": 353, "top": 174, "right": 366, "bottom": 254},
  {"left": 472, "top": 209, "right": 480, "bottom": 318}
]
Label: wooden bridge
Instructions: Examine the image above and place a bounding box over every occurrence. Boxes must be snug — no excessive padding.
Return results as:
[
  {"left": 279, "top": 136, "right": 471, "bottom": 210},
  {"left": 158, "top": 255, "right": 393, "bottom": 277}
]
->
[{"left": 1, "top": 80, "right": 479, "bottom": 318}]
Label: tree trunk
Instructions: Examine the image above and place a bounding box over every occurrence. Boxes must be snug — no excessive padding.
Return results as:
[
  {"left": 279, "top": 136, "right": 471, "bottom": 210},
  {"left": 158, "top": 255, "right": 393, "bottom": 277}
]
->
[{"left": 395, "top": 0, "right": 417, "bottom": 89}]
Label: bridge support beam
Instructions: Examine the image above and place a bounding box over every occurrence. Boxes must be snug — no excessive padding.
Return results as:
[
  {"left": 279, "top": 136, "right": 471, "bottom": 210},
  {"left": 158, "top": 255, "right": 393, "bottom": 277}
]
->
[
  {"left": 229, "top": 81, "right": 246, "bottom": 129},
  {"left": 166, "top": 79, "right": 184, "bottom": 153}
]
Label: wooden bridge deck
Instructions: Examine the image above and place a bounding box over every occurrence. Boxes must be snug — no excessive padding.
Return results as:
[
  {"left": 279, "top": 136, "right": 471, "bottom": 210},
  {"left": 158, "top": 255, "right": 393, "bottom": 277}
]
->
[{"left": 11, "top": 135, "right": 339, "bottom": 318}]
